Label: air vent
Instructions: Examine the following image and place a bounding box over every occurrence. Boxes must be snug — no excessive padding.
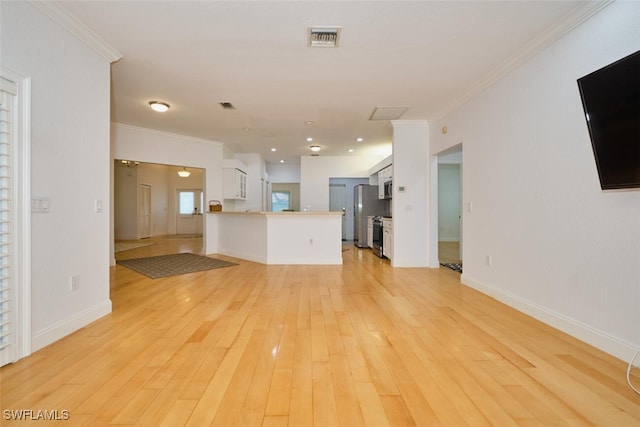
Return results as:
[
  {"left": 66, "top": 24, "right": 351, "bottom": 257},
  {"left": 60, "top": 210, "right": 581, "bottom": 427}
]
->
[
  {"left": 219, "top": 102, "right": 236, "bottom": 110},
  {"left": 369, "top": 106, "right": 408, "bottom": 121},
  {"left": 308, "top": 27, "right": 341, "bottom": 48}
]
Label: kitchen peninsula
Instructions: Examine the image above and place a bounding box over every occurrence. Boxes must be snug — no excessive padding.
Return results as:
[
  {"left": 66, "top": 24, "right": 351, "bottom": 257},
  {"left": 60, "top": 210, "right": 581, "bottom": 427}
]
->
[{"left": 206, "top": 211, "right": 344, "bottom": 265}]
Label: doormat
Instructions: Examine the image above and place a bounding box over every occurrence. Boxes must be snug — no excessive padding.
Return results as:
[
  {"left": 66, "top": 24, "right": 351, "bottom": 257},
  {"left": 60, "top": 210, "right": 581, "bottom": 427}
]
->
[
  {"left": 117, "top": 253, "right": 237, "bottom": 279},
  {"left": 440, "top": 263, "right": 463, "bottom": 273}
]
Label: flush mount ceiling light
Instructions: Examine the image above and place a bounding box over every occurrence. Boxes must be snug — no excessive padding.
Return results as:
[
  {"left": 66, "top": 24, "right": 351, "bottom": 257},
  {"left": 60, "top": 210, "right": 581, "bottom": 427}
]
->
[
  {"left": 149, "top": 101, "right": 170, "bottom": 112},
  {"left": 369, "top": 106, "right": 408, "bottom": 120},
  {"left": 177, "top": 167, "right": 191, "bottom": 178},
  {"left": 309, "top": 145, "right": 321, "bottom": 152},
  {"left": 308, "top": 27, "right": 341, "bottom": 48}
]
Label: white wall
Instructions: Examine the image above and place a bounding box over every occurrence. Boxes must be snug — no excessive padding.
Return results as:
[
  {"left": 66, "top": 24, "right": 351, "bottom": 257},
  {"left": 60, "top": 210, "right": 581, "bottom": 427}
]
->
[
  {"left": 114, "top": 161, "right": 139, "bottom": 240},
  {"left": 438, "top": 164, "right": 461, "bottom": 242},
  {"left": 267, "top": 163, "right": 301, "bottom": 183},
  {"left": 2, "top": 2, "right": 113, "bottom": 351},
  {"left": 300, "top": 156, "right": 385, "bottom": 212},
  {"left": 111, "top": 124, "right": 224, "bottom": 254},
  {"left": 430, "top": 2, "right": 640, "bottom": 360},
  {"left": 391, "top": 121, "right": 431, "bottom": 267}
]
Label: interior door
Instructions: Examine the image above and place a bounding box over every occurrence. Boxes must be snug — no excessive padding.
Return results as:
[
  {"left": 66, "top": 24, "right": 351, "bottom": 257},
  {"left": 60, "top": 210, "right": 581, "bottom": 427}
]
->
[
  {"left": 139, "top": 184, "right": 151, "bottom": 239},
  {"left": 176, "top": 189, "right": 203, "bottom": 235},
  {"left": 329, "top": 184, "right": 346, "bottom": 240}
]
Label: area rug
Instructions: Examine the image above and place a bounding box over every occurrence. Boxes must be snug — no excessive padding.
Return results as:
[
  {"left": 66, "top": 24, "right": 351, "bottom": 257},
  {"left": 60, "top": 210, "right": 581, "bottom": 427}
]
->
[
  {"left": 114, "top": 242, "right": 156, "bottom": 253},
  {"left": 117, "top": 253, "right": 237, "bottom": 279},
  {"left": 440, "top": 262, "right": 463, "bottom": 273}
]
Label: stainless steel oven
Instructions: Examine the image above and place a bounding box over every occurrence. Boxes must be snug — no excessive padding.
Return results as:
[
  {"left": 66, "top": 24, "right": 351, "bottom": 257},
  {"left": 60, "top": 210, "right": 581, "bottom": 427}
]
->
[{"left": 372, "top": 216, "right": 384, "bottom": 257}]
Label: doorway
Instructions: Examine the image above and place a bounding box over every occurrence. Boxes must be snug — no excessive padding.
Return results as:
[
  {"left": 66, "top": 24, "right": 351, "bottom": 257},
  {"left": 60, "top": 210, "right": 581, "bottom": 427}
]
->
[
  {"left": 329, "top": 178, "right": 370, "bottom": 241},
  {"left": 176, "top": 189, "right": 204, "bottom": 235},
  {"left": 437, "top": 145, "right": 463, "bottom": 267},
  {"left": 329, "top": 184, "right": 347, "bottom": 240},
  {"left": 139, "top": 184, "right": 151, "bottom": 239},
  {"left": 114, "top": 161, "right": 205, "bottom": 240}
]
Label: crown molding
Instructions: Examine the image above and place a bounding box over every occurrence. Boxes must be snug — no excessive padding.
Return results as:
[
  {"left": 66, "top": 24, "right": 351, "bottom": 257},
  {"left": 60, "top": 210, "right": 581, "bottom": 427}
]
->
[
  {"left": 29, "top": 1, "right": 122, "bottom": 63},
  {"left": 430, "top": 0, "right": 613, "bottom": 124}
]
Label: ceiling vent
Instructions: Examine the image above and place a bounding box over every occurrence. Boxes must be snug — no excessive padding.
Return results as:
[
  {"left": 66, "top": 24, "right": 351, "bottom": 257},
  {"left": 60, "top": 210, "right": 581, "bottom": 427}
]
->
[
  {"left": 308, "top": 27, "right": 341, "bottom": 48},
  {"left": 369, "top": 106, "right": 408, "bottom": 121},
  {"left": 219, "top": 102, "right": 236, "bottom": 110}
]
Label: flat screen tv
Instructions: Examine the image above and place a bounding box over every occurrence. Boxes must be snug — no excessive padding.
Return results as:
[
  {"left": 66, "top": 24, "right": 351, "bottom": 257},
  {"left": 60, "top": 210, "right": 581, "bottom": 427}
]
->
[{"left": 577, "top": 49, "right": 640, "bottom": 190}]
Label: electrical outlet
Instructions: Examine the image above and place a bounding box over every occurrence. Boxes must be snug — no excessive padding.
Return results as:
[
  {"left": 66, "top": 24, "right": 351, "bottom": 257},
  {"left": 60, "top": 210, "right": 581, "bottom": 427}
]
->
[{"left": 70, "top": 275, "right": 80, "bottom": 291}]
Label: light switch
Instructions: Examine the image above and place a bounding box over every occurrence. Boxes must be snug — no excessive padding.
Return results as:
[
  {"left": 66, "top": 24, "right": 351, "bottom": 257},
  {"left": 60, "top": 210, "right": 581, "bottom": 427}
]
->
[
  {"left": 95, "top": 200, "right": 103, "bottom": 213},
  {"left": 32, "top": 196, "right": 50, "bottom": 213}
]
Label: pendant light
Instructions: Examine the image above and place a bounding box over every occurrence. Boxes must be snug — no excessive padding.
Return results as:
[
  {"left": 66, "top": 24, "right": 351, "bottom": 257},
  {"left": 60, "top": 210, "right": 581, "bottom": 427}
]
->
[{"left": 177, "top": 167, "right": 191, "bottom": 178}]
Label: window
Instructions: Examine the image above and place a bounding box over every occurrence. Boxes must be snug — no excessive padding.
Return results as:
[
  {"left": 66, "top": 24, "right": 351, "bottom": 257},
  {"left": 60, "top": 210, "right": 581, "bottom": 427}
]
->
[
  {"left": 271, "top": 191, "right": 290, "bottom": 212},
  {"left": 178, "top": 190, "right": 203, "bottom": 214}
]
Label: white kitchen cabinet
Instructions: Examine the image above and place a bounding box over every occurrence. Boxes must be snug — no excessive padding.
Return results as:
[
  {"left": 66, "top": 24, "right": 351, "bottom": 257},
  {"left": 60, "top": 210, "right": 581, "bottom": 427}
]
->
[
  {"left": 383, "top": 217, "right": 393, "bottom": 260},
  {"left": 223, "top": 159, "right": 247, "bottom": 200},
  {"left": 367, "top": 216, "right": 374, "bottom": 248}
]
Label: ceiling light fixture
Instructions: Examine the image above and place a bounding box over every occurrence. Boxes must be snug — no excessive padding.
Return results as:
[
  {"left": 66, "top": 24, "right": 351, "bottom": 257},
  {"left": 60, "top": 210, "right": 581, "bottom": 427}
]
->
[
  {"left": 356, "top": 137, "right": 364, "bottom": 142},
  {"left": 306, "top": 137, "right": 314, "bottom": 142},
  {"left": 271, "top": 148, "right": 277, "bottom": 152},
  {"left": 177, "top": 167, "right": 191, "bottom": 178},
  {"left": 309, "top": 145, "right": 321, "bottom": 152},
  {"left": 149, "top": 101, "right": 170, "bottom": 112},
  {"left": 280, "top": 160, "right": 285, "bottom": 163}
]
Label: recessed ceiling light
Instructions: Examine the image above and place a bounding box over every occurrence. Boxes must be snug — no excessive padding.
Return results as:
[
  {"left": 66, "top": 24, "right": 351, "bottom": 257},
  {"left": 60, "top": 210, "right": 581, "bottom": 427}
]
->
[
  {"left": 242, "top": 127, "right": 251, "bottom": 131},
  {"left": 271, "top": 148, "right": 277, "bottom": 152},
  {"left": 309, "top": 145, "right": 321, "bottom": 152},
  {"left": 280, "top": 160, "right": 285, "bottom": 163},
  {"left": 149, "top": 101, "right": 170, "bottom": 112},
  {"left": 356, "top": 137, "right": 364, "bottom": 142},
  {"left": 306, "top": 137, "right": 313, "bottom": 142},
  {"left": 305, "top": 121, "right": 314, "bottom": 125},
  {"left": 348, "top": 149, "right": 354, "bottom": 153}
]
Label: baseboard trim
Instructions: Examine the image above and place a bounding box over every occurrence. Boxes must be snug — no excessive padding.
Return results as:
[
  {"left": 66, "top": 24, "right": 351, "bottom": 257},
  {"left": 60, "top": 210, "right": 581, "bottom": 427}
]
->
[
  {"left": 31, "top": 299, "right": 112, "bottom": 353},
  {"left": 460, "top": 273, "right": 637, "bottom": 362}
]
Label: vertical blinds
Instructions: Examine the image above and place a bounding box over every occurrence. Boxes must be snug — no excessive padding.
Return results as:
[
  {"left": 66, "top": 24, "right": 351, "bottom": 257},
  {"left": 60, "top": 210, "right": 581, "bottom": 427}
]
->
[{"left": 0, "top": 78, "right": 16, "bottom": 366}]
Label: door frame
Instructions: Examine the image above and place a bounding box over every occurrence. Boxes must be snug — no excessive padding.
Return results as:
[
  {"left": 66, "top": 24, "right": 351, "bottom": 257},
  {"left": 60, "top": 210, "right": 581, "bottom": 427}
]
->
[{"left": 0, "top": 68, "right": 32, "bottom": 364}]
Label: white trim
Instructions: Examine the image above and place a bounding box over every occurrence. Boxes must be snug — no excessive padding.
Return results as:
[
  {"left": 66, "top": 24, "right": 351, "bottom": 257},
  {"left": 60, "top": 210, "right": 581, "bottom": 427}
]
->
[
  {"left": 29, "top": 1, "right": 122, "bottom": 63},
  {"left": 31, "top": 300, "right": 112, "bottom": 353},
  {"left": 461, "top": 273, "right": 637, "bottom": 362},
  {"left": 430, "top": 0, "right": 614, "bottom": 123},
  {"left": 0, "top": 67, "right": 32, "bottom": 362}
]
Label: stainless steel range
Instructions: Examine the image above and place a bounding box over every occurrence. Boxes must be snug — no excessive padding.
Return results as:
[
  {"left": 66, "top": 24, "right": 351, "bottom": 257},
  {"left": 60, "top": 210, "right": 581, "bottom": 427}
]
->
[{"left": 372, "top": 216, "right": 384, "bottom": 258}]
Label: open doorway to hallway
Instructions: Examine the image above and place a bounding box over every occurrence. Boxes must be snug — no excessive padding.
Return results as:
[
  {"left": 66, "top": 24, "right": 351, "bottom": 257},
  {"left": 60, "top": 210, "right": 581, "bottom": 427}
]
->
[
  {"left": 437, "top": 145, "right": 462, "bottom": 271},
  {"left": 114, "top": 160, "right": 205, "bottom": 241}
]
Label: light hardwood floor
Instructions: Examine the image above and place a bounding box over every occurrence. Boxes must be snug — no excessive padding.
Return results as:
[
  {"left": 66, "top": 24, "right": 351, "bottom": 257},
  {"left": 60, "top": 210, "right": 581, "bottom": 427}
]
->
[{"left": 1, "top": 236, "right": 638, "bottom": 426}]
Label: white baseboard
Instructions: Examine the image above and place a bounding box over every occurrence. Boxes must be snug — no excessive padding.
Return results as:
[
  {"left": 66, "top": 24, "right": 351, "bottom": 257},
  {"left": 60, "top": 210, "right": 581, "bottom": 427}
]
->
[
  {"left": 461, "top": 273, "right": 637, "bottom": 362},
  {"left": 31, "top": 299, "right": 112, "bottom": 353}
]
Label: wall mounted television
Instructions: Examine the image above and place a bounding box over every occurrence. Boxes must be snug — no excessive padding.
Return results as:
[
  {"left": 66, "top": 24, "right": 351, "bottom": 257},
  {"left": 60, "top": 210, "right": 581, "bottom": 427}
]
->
[{"left": 577, "top": 49, "right": 640, "bottom": 190}]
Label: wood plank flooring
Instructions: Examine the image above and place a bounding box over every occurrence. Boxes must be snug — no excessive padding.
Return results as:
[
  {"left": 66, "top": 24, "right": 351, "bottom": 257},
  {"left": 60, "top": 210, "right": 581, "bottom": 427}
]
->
[{"left": 1, "top": 236, "right": 638, "bottom": 426}]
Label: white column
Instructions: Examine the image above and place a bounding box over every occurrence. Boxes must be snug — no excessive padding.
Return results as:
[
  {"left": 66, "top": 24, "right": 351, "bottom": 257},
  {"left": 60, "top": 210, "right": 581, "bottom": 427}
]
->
[{"left": 391, "top": 120, "right": 431, "bottom": 267}]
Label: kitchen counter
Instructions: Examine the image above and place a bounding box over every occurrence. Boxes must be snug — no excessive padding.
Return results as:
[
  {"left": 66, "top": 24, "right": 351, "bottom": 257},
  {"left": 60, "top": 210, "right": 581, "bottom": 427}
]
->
[{"left": 205, "top": 211, "right": 343, "bottom": 264}]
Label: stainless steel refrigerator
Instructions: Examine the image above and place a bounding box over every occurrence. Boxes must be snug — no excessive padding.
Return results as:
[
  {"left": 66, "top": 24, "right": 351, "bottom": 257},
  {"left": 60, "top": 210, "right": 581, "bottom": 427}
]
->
[{"left": 353, "top": 184, "right": 388, "bottom": 248}]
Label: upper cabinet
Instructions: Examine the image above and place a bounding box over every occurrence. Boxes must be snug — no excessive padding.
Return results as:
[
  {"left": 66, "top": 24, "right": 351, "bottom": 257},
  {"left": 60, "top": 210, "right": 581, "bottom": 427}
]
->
[{"left": 223, "top": 159, "right": 248, "bottom": 200}]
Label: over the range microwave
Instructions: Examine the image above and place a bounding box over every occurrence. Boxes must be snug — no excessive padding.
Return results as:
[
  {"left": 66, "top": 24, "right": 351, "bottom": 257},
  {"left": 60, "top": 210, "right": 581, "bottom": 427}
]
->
[{"left": 383, "top": 180, "right": 392, "bottom": 199}]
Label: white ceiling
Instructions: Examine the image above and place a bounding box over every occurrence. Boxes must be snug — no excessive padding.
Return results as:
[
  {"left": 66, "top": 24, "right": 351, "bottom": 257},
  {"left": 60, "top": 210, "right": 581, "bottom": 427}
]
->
[{"left": 56, "top": 0, "right": 602, "bottom": 165}]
